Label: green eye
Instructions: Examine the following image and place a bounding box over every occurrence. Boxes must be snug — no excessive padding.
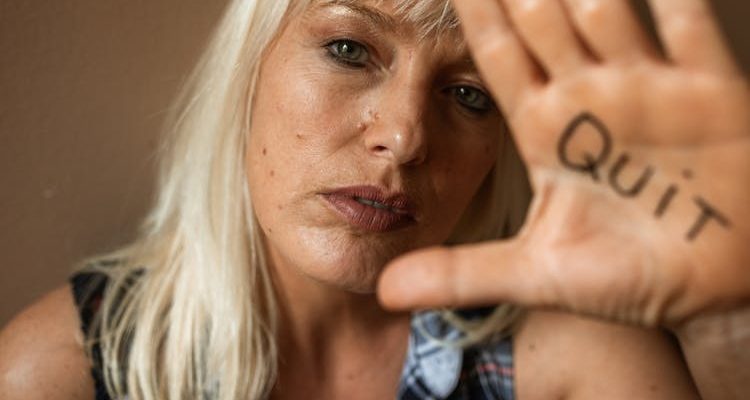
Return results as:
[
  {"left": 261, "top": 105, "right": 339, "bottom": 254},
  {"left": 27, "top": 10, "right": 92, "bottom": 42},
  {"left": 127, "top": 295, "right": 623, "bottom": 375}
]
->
[
  {"left": 326, "top": 39, "right": 369, "bottom": 66},
  {"left": 452, "top": 86, "right": 493, "bottom": 114}
]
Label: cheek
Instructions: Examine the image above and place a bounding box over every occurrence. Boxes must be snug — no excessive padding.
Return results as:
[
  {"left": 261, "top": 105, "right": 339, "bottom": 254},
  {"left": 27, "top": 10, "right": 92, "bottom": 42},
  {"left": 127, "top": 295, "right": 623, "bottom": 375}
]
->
[
  {"left": 248, "top": 62, "right": 348, "bottom": 174},
  {"left": 248, "top": 74, "right": 364, "bottom": 183},
  {"left": 438, "top": 136, "right": 499, "bottom": 192},
  {"left": 429, "top": 135, "right": 500, "bottom": 226},
  {"left": 258, "top": 59, "right": 362, "bottom": 140},
  {"left": 246, "top": 58, "right": 366, "bottom": 235}
]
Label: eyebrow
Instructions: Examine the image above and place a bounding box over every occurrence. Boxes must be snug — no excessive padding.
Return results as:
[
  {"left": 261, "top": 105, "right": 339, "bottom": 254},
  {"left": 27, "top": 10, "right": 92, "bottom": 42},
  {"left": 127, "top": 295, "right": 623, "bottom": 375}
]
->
[
  {"left": 315, "top": 0, "right": 479, "bottom": 73},
  {"left": 318, "top": 0, "right": 398, "bottom": 31}
]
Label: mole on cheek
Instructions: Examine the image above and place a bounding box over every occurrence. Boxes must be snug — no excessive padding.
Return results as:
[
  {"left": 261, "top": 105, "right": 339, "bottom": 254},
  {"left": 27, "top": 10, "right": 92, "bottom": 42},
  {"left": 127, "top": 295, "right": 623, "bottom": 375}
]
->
[
  {"left": 366, "top": 110, "right": 380, "bottom": 121},
  {"left": 262, "top": 148, "right": 267, "bottom": 156},
  {"left": 270, "top": 170, "right": 275, "bottom": 177}
]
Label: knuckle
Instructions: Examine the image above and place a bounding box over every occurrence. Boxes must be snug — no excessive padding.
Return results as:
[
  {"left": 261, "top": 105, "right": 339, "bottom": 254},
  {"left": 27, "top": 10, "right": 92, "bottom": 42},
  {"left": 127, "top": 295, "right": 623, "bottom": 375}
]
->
[
  {"left": 472, "top": 36, "right": 507, "bottom": 60},
  {"left": 663, "top": 19, "right": 703, "bottom": 57},
  {"left": 511, "top": 0, "right": 546, "bottom": 21},
  {"left": 575, "top": 0, "right": 609, "bottom": 29}
]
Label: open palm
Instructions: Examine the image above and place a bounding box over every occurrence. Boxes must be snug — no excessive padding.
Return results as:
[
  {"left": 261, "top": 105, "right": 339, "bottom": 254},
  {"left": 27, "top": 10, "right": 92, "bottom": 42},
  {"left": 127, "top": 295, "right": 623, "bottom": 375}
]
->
[{"left": 379, "top": 0, "right": 750, "bottom": 328}]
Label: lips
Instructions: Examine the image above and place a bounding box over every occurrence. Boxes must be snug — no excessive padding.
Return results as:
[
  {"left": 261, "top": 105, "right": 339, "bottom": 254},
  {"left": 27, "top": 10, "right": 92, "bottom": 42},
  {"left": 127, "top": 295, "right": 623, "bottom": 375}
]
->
[{"left": 321, "top": 186, "right": 416, "bottom": 232}]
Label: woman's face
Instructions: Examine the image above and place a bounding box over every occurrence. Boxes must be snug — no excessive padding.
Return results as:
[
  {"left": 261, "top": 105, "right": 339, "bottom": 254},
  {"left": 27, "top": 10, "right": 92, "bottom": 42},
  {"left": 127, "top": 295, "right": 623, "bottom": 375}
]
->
[{"left": 247, "top": 0, "right": 502, "bottom": 293}]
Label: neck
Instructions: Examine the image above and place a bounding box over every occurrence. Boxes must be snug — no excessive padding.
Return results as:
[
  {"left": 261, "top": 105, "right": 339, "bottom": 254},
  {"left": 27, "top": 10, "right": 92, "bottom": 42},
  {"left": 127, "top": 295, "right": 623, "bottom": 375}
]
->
[
  {"left": 271, "top": 256, "right": 410, "bottom": 359},
  {"left": 268, "top": 253, "right": 411, "bottom": 398}
]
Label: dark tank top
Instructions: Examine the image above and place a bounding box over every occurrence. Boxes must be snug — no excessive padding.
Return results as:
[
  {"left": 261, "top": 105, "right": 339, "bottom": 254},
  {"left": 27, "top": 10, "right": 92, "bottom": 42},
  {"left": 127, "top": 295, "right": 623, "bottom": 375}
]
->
[{"left": 70, "top": 270, "right": 115, "bottom": 400}]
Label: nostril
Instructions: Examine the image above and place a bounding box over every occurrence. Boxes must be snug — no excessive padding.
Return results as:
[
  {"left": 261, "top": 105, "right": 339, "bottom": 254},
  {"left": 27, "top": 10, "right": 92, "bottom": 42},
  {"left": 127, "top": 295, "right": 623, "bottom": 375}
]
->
[{"left": 373, "top": 145, "right": 389, "bottom": 153}]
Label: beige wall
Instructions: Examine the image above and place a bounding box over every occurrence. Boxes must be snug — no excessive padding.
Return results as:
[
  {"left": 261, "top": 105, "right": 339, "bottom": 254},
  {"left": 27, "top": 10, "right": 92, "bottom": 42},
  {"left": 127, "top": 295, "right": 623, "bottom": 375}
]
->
[
  {"left": 0, "top": 0, "right": 228, "bottom": 325},
  {"left": 1, "top": 1, "right": 748, "bottom": 326}
]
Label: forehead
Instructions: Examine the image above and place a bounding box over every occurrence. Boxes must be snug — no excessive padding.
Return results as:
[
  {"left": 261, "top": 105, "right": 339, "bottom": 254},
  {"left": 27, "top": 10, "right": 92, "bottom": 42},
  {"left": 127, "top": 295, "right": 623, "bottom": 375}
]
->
[{"left": 307, "top": 0, "right": 460, "bottom": 40}]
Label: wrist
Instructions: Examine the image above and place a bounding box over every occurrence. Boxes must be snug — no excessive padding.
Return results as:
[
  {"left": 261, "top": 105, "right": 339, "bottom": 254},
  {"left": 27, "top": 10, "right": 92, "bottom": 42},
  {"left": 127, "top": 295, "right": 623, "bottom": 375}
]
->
[
  {"left": 673, "top": 307, "right": 750, "bottom": 400},
  {"left": 675, "top": 306, "right": 750, "bottom": 348}
]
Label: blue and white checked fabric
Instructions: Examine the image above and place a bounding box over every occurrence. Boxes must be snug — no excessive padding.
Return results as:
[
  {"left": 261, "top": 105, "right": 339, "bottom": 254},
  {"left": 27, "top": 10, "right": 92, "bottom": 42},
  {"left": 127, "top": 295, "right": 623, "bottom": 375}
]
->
[{"left": 397, "top": 311, "right": 515, "bottom": 400}]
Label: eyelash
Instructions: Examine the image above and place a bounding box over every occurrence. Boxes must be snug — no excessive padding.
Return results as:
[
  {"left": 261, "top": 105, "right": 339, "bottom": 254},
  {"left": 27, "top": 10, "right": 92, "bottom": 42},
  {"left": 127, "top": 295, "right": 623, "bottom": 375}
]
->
[
  {"left": 323, "top": 38, "right": 495, "bottom": 116},
  {"left": 446, "top": 86, "right": 495, "bottom": 116},
  {"left": 324, "top": 39, "right": 370, "bottom": 68}
]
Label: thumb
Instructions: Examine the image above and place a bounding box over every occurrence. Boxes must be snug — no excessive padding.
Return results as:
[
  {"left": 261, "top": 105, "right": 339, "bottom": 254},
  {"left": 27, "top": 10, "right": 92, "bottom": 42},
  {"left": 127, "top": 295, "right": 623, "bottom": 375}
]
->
[{"left": 377, "top": 239, "right": 547, "bottom": 311}]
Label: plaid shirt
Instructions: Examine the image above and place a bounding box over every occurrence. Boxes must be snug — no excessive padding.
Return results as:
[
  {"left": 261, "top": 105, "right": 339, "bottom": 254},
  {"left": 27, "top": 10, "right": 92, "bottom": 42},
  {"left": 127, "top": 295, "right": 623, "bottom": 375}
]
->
[{"left": 398, "top": 311, "right": 515, "bottom": 400}]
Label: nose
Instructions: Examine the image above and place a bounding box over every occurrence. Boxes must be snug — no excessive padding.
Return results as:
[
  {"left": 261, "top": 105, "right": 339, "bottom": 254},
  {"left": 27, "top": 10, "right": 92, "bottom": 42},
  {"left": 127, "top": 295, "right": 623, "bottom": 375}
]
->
[{"left": 362, "top": 82, "right": 429, "bottom": 166}]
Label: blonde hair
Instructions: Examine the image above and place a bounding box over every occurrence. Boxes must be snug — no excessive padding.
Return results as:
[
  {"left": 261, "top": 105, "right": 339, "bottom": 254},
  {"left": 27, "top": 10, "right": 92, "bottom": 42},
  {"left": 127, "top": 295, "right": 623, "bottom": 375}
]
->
[{"left": 83, "top": 0, "right": 531, "bottom": 399}]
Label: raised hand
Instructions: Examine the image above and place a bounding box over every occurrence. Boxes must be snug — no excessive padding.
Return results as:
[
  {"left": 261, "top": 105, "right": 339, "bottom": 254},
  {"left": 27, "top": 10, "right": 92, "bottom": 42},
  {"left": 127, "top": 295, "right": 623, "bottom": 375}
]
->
[{"left": 378, "top": 0, "right": 750, "bottom": 328}]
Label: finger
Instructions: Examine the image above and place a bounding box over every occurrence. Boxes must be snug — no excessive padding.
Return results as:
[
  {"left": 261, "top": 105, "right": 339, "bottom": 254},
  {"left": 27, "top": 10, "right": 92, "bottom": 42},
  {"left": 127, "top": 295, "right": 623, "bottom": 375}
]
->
[
  {"left": 377, "top": 241, "right": 547, "bottom": 310},
  {"left": 450, "top": 0, "right": 541, "bottom": 112},
  {"left": 648, "top": 0, "right": 738, "bottom": 74},
  {"left": 503, "top": 0, "right": 591, "bottom": 77},
  {"left": 562, "top": 0, "right": 659, "bottom": 62}
]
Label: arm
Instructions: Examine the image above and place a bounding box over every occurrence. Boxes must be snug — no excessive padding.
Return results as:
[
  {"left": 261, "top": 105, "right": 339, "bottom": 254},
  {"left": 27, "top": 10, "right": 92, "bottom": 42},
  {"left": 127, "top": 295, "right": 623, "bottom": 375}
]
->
[
  {"left": 0, "top": 285, "right": 95, "bottom": 400},
  {"left": 516, "top": 311, "right": 699, "bottom": 400},
  {"left": 675, "top": 308, "right": 750, "bottom": 400}
]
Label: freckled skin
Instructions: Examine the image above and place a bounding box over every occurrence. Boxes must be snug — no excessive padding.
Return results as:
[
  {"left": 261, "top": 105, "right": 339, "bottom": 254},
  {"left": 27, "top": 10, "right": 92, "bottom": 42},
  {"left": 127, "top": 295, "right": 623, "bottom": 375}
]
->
[{"left": 245, "top": 3, "right": 502, "bottom": 293}]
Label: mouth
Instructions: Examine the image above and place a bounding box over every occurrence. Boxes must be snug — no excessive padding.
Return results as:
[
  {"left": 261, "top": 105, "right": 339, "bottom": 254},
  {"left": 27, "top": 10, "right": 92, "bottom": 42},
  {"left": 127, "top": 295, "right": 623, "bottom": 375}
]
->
[{"left": 320, "top": 185, "right": 417, "bottom": 233}]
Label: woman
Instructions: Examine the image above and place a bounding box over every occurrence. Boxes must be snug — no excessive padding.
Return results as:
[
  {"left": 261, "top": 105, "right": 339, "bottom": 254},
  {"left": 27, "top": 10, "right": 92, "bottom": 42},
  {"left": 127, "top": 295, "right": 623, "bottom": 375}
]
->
[{"left": 1, "top": 0, "right": 744, "bottom": 398}]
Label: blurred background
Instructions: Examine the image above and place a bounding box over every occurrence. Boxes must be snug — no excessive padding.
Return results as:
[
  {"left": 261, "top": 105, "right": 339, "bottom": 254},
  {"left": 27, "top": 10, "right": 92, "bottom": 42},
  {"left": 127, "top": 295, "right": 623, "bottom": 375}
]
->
[
  {"left": 0, "top": 0, "right": 228, "bottom": 325},
  {"left": 1, "top": 1, "right": 749, "bottom": 326}
]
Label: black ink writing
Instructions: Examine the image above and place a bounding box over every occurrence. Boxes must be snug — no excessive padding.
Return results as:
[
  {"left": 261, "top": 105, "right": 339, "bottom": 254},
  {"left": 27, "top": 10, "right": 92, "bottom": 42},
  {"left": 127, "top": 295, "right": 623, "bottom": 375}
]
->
[
  {"left": 557, "top": 113, "right": 612, "bottom": 182},
  {"left": 608, "top": 153, "right": 655, "bottom": 197},
  {"left": 557, "top": 112, "right": 732, "bottom": 242},
  {"left": 687, "top": 197, "right": 731, "bottom": 241},
  {"left": 654, "top": 185, "right": 678, "bottom": 218}
]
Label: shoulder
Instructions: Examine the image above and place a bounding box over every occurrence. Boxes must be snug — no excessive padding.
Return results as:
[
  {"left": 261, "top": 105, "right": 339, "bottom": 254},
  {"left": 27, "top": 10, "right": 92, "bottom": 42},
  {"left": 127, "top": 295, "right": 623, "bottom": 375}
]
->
[
  {"left": 513, "top": 310, "right": 699, "bottom": 400},
  {"left": 0, "top": 285, "right": 95, "bottom": 400}
]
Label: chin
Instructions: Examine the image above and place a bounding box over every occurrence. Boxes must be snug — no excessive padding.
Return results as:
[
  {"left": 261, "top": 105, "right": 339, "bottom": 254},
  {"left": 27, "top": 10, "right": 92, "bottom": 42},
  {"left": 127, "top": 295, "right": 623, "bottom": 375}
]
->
[
  {"left": 267, "top": 223, "right": 424, "bottom": 295},
  {"left": 293, "top": 235, "right": 409, "bottom": 294},
  {"left": 306, "top": 252, "right": 390, "bottom": 294},
  {"left": 332, "top": 275, "right": 380, "bottom": 295}
]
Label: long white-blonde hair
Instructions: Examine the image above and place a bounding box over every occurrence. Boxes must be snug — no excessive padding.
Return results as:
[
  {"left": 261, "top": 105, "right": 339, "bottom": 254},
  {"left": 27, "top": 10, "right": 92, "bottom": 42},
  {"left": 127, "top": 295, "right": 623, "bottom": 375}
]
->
[{"left": 83, "top": 0, "right": 532, "bottom": 399}]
